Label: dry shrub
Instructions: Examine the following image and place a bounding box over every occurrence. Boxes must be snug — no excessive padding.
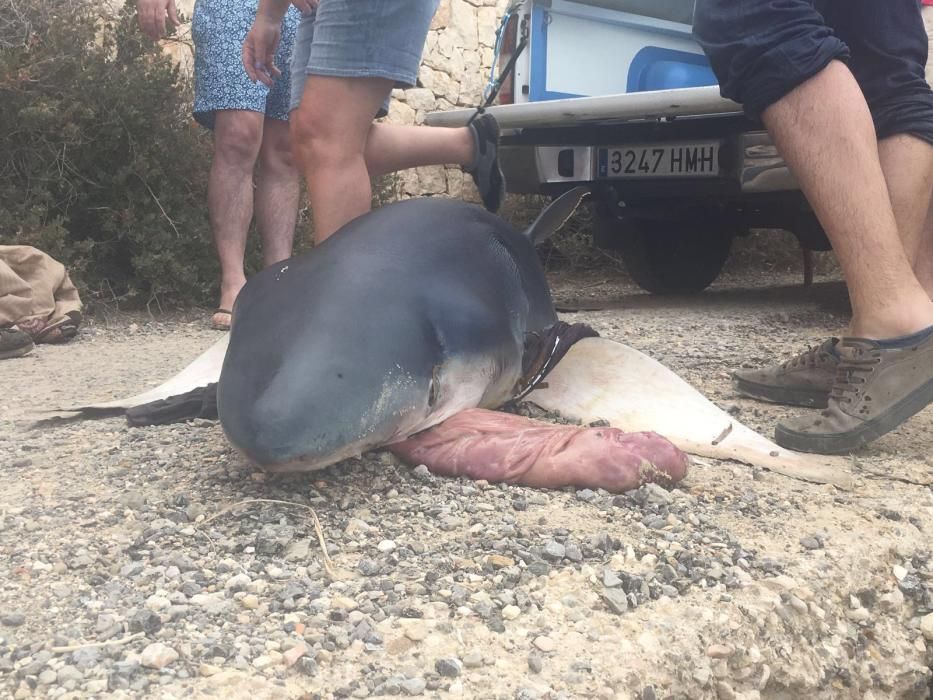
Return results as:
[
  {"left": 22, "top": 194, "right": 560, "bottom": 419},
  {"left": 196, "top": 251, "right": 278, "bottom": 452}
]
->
[{"left": 1, "top": 0, "right": 220, "bottom": 307}]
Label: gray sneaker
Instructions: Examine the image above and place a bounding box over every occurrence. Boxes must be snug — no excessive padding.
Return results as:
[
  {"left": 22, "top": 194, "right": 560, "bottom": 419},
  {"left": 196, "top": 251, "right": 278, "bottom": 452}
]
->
[
  {"left": 774, "top": 332, "right": 933, "bottom": 454},
  {"left": 0, "top": 326, "right": 34, "bottom": 360},
  {"left": 733, "top": 338, "right": 839, "bottom": 408}
]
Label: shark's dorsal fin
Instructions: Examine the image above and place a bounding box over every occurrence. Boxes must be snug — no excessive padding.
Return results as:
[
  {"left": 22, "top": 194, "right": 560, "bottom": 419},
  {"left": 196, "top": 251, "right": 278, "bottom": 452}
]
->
[{"left": 523, "top": 186, "right": 591, "bottom": 245}]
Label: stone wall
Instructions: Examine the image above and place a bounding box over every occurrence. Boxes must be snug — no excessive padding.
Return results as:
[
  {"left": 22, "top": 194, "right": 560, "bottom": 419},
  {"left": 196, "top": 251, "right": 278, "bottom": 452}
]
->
[{"left": 164, "top": 0, "right": 510, "bottom": 201}]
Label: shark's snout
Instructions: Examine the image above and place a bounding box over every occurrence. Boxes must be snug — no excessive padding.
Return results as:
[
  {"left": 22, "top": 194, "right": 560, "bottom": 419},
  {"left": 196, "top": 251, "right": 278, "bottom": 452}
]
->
[{"left": 219, "top": 350, "right": 437, "bottom": 469}]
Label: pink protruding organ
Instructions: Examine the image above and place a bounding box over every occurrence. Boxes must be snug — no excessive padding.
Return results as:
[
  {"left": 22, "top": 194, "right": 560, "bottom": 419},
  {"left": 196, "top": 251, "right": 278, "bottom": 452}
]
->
[{"left": 390, "top": 408, "right": 689, "bottom": 493}]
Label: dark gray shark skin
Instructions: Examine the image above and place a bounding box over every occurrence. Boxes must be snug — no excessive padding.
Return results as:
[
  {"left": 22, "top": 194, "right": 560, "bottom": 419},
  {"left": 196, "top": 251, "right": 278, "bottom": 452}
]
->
[{"left": 217, "top": 196, "right": 560, "bottom": 471}]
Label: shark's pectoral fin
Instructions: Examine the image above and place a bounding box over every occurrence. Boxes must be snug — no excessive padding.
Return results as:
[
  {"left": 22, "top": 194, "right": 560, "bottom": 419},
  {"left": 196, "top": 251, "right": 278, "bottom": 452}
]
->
[
  {"left": 527, "top": 337, "right": 855, "bottom": 490},
  {"left": 125, "top": 383, "right": 218, "bottom": 426},
  {"left": 49, "top": 335, "right": 229, "bottom": 418}
]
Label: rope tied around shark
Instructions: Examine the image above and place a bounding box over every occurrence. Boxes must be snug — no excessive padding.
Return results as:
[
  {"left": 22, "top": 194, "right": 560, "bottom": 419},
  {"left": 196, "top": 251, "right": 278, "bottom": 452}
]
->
[{"left": 514, "top": 321, "right": 601, "bottom": 402}]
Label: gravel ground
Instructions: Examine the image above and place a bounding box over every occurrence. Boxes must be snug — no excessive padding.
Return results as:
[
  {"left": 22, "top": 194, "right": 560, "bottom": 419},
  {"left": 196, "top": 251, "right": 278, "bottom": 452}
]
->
[{"left": 1, "top": 269, "right": 932, "bottom": 700}]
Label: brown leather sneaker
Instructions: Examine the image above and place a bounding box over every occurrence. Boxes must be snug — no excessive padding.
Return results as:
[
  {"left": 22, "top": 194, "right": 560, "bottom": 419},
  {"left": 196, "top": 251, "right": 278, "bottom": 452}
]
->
[
  {"left": 774, "top": 331, "right": 933, "bottom": 454},
  {"left": 733, "top": 338, "right": 840, "bottom": 408}
]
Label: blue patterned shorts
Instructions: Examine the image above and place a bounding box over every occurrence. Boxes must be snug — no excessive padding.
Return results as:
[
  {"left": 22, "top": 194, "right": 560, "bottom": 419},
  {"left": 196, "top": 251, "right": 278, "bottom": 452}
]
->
[
  {"left": 289, "top": 0, "right": 440, "bottom": 116},
  {"left": 192, "top": 0, "right": 300, "bottom": 129}
]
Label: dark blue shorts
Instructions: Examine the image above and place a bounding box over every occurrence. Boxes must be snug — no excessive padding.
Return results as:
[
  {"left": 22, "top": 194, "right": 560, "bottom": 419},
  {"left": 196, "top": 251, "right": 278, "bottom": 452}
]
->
[{"left": 693, "top": 0, "right": 933, "bottom": 144}]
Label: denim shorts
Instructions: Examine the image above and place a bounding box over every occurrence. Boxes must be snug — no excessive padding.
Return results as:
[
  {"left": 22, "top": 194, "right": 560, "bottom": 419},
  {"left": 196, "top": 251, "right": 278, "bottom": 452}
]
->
[
  {"left": 693, "top": 0, "right": 933, "bottom": 144},
  {"left": 289, "top": 0, "right": 440, "bottom": 116},
  {"left": 191, "top": 0, "right": 300, "bottom": 129}
]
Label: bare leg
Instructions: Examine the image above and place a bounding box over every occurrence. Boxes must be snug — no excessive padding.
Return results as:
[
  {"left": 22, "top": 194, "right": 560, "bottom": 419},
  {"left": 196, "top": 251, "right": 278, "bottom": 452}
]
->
[
  {"left": 363, "top": 123, "right": 475, "bottom": 177},
  {"left": 290, "top": 76, "right": 479, "bottom": 242},
  {"left": 208, "top": 110, "right": 264, "bottom": 315},
  {"left": 761, "top": 60, "right": 933, "bottom": 339},
  {"left": 915, "top": 3, "right": 933, "bottom": 295},
  {"left": 916, "top": 202, "right": 933, "bottom": 294},
  {"left": 878, "top": 133, "right": 933, "bottom": 277},
  {"left": 732, "top": 135, "right": 933, "bottom": 410},
  {"left": 290, "top": 76, "right": 395, "bottom": 242},
  {"left": 255, "top": 118, "right": 300, "bottom": 267}
]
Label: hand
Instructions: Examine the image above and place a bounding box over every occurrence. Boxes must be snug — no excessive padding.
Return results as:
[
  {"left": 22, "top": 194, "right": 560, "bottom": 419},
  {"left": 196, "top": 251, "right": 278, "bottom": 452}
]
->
[
  {"left": 243, "top": 16, "right": 283, "bottom": 86},
  {"left": 137, "top": 0, "right": 181, "bottom": 41},
  {"left": 290, "top": 0, "right": 319, "bottom": 13}
]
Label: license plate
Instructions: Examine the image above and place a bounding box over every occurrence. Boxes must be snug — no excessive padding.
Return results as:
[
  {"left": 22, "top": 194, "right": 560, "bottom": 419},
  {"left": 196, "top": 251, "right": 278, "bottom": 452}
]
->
[{"left": 597, "top": 142, "right": 721, "bottom": 179}]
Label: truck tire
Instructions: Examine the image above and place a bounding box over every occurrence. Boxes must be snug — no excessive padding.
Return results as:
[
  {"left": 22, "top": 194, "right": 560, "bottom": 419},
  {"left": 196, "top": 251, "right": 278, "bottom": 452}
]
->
[{"left": 594, "top": 214, "right": 735, "bottom": 294}]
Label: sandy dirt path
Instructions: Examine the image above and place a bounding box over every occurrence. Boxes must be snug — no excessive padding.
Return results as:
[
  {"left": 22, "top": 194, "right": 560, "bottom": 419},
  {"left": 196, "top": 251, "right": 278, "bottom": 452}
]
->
[{"left": 1, "top": 270, "right": 931, "bottom": 699}]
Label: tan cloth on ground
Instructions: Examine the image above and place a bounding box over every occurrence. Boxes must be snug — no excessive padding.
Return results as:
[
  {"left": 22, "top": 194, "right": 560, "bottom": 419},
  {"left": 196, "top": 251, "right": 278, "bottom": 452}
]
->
[{"left": 0, "top": 246, "right": 82, "bottom": 327}]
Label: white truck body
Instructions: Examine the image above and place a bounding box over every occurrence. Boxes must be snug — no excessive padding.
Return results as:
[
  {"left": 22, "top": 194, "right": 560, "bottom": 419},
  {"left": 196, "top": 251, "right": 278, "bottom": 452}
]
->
[{"left": 425, "top": 0, "right": 822, "bottom": 293}]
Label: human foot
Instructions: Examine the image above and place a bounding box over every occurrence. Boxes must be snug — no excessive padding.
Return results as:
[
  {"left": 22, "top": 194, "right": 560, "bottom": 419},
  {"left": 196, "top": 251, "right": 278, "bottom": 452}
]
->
[
  {"left": 213, "top": 280, "right": 245, "bottom": 331},
  {"left": 465, "top": 113, "right": 506, "bottom": 214},
  {"left": 847, "top": 297, "right": 933, "bottom": 340},
  {"left": 15, "top": 313, "right": 81, "bottom": 344},
  {"left": 211, "top": 309, "right": 232, "bottom": 331}
]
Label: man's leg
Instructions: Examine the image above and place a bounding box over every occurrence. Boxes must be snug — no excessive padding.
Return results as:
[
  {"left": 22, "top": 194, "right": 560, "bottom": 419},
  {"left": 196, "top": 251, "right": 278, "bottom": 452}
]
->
[
  {"left": 255, "top": 118, "right": 300, "bottom": 266},
  {"left": 761, "top": 61, "right": 933, "bottom": 341},
  {"left": 912, "top": 3, "right": 933, "bottom": 295},
  {"left": 290, "top": 76, "right": 393, "bottom": 242},
  {"left": 365, "top": 117, "right": 506, "bottom": 214},
  {"left": 833, "top": 0, "right": 933, "bottom": 300},
  {"left": 732, "top": 0, "right": 933, "bottom": 410},
  {"left": 208, "top": 110, "right": 264, "bottom": 319},
  {"left": 693, "top": 0, "right": 932, "bottom": 339},
  {"left": 290, "top": 90, "right": 502, "bottom": 241},
  {"left": 363, "top": 123, "right": 474, "bottom": 178},
  {"left": 763, "top": 64, "right": 933, "bottom": 452},
  {"left": 878, "top": 134, "right": 933, "bottom": 279},
  {"left": 695, "top": 0, "right": 933, "bottom": 452},
  {"left": 290, "top": 76, "right": 496, "bottom": 242},
  {"left": 286, "top": 0, "right": 503, "bottom": 240},
  {"left": 731, "top": 133, "right": 933, "bottom": 410},
  {"left": 916, "top": 203, "right": 933, "bottom": 294}
]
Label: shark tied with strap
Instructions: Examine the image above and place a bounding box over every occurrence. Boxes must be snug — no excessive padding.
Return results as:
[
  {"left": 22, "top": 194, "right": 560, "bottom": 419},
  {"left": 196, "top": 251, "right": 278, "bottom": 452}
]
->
[{"left": 55, "top": 188, "right": 853, "bottom": 492}]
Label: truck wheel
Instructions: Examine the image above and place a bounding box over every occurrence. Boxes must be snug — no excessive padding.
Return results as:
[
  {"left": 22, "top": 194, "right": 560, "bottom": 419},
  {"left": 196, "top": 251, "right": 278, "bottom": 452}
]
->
[{"left": 594, "top": 214, "right": 735, "bottom": 294}]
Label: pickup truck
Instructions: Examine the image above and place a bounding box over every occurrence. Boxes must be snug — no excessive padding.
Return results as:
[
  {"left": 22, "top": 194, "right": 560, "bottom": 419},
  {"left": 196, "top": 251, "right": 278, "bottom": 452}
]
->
[{"left": 425, "top": 0, "right": 829, "bottom": 294}]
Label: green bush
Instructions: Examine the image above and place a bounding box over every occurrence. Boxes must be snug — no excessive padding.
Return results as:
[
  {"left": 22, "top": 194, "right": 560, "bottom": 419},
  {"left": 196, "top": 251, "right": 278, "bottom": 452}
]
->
[{"left": 0, "top": 0, "right": 218, "bottom": 307}]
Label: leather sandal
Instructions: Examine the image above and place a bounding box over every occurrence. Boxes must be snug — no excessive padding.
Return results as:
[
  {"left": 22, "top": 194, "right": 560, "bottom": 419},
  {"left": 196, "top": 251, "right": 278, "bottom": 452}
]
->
[{"left": 211, "top": 308, "right": 232, "bottom": 331}]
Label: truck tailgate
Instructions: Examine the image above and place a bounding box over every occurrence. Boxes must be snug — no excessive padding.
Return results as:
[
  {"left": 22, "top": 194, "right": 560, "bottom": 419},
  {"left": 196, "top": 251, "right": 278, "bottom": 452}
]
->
[{"left": 424, "top": 86, "right": 740, "bottom": 129}]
